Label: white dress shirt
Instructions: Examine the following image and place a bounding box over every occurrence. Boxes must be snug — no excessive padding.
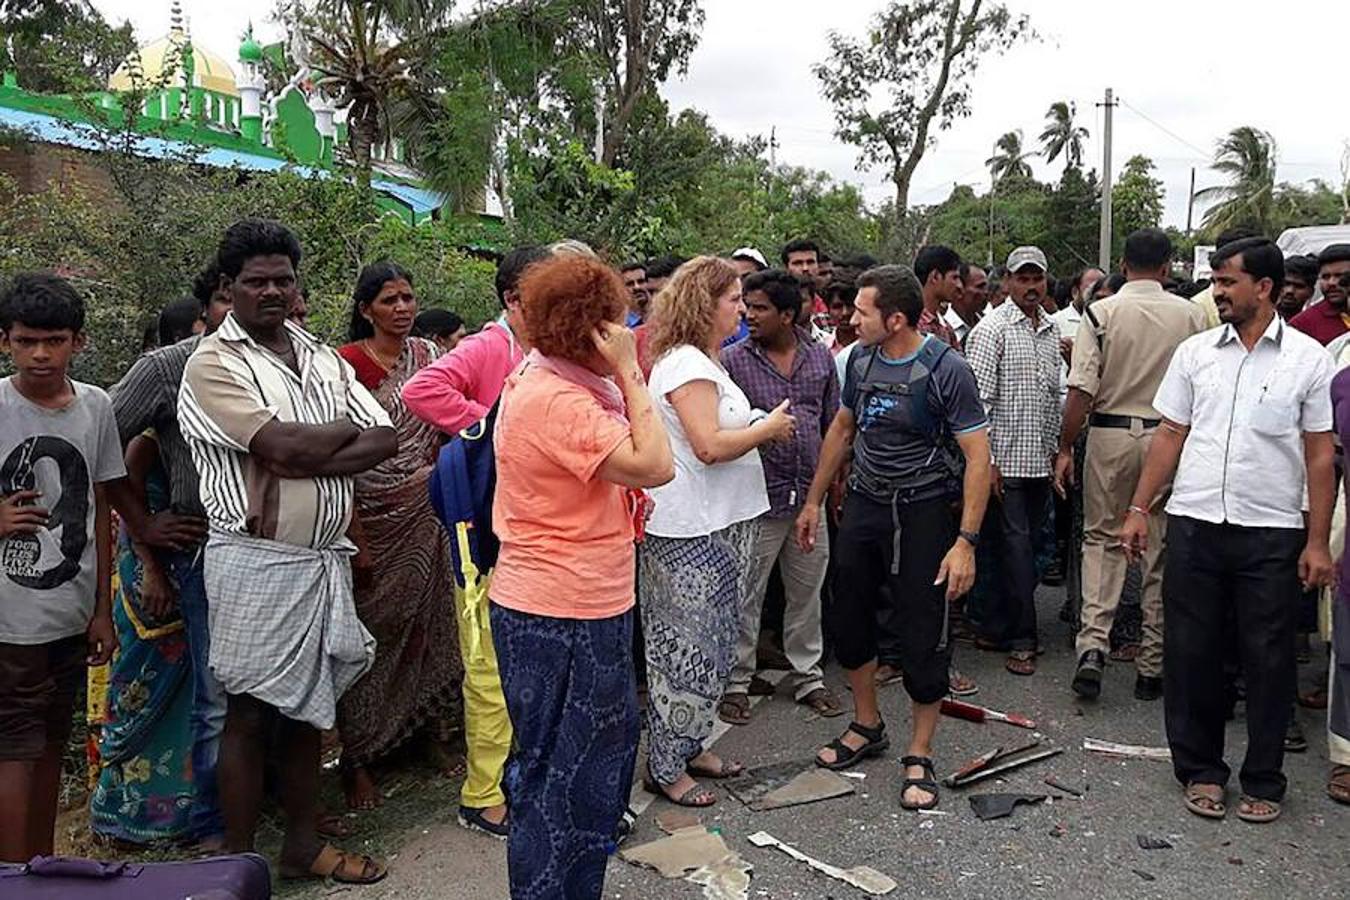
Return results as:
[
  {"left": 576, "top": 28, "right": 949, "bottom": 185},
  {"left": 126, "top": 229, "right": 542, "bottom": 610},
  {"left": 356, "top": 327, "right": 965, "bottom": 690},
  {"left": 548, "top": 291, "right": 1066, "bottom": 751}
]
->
[
  {"left": 1153, "top": 314, "right": 1334, "bottom": 529},
  {"left": 1051, "top": 303, "right": 1083, "bottom": 399},
  {"left": 943, "top": 305, "right": 976, "bottom": 348}
]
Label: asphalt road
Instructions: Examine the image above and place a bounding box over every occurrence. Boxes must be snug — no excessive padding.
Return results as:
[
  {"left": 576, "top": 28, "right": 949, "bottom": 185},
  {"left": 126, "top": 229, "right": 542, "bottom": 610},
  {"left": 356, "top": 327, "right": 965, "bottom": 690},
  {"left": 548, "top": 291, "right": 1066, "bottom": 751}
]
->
[{"left": 289, "top": 585, "right": 1349, "bottom": 899}]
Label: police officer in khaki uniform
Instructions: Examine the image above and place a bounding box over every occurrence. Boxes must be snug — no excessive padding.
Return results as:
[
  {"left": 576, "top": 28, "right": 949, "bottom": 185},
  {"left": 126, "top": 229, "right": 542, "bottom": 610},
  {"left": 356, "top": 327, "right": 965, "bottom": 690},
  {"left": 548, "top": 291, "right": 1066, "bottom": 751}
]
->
[{"left": 1054, "top": 228, "right": 1209, "bottom": 701}]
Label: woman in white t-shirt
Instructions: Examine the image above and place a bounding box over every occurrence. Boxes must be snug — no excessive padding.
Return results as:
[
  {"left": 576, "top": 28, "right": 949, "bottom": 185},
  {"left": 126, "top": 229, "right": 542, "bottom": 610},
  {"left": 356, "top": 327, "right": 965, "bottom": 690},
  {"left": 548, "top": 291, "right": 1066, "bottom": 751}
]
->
[{"left": 639, "top": 256, "right": 795, "bottom": 807}]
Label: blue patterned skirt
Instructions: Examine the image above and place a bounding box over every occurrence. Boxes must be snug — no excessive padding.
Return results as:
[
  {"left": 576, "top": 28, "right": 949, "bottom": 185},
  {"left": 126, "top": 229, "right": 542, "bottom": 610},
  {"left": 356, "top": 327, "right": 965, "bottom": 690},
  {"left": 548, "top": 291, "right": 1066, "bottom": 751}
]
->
[
  {"left": 638, "top": 519, "right": 758, "bottom": 785},
  {"left": 490, "top": 603, "right": 638, "bottom": 900}
]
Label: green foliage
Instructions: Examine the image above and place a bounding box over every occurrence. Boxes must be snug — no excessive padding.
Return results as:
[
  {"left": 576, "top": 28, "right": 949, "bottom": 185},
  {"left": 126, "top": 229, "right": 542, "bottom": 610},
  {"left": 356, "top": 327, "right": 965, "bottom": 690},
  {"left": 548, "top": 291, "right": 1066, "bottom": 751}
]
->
[
  {"left": 921, "top": 165, "right": 1104, "bottom": 275},
  {"left": 1195, "top": 126, "right": 1277, "bottom": 236},
  {"left": 986, "top": 130, "right": 1037, "bottom": 184},
  {"left": 504, "top": 98, "right": 879, "bottom": 261},
  {"left": 1111, "top": 154, "right": 1164, "bottom": 258},
  {"left": 0, "top": 123, "right": 497, "bottom": 386},
  {"left": 0, "top": 0, "right": 136, "bottom": 94},
  {"left": 1038, "top": 101, "right": 1087, "bottom": 171}
]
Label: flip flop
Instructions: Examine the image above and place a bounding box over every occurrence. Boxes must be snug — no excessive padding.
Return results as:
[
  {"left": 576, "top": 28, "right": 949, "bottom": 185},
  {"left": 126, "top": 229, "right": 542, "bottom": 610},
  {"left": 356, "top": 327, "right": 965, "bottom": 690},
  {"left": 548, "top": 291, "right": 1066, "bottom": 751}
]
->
[
  {"left": 1183, "top": 783, "right": 1226, "bottom": 820},
  {"left": 280, "top": 844, "right": 388, "bottom": 885},
  {"left": 1236, "top": 795, "right": 1281, "bottom": 824},
  {"left": 1005, "top": 651, "right": 1036, "bottom": 676}
]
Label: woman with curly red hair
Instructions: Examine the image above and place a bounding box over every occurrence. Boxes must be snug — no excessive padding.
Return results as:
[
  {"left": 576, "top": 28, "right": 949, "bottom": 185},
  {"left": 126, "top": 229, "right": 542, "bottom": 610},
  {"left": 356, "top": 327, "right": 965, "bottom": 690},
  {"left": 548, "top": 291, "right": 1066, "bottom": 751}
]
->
[{"left": 489, "top": 251, "right": 674, "bottom": 899}]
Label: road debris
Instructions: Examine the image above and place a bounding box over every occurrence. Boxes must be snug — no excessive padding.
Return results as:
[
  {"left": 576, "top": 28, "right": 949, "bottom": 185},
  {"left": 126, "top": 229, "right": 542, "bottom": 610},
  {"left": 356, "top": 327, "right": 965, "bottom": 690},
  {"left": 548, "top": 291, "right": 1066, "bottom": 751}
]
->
[
  {"left": 746, "top": 831, "right": 896, "bottom": 895},
  {"left": 1136, "top": 834, "right": 1173, "bottom": 850},
  {"left": 1043, "top": 775, "right": 1085, "bottom": 797},
  {"left": 657, "top": 810, "right": 701, "bottom": 835},
  {"left": 1082, "top": 737, "right": 1172, "bottom": 761},
  {"left": 621, "top": 826, "right": 752, "bottom": 900},
  {"left": 1132, "top": 868, "right": 1157, "bottom": 882},
  {"left": 724, "top": 760, "right": 856, "bottom": 811},
  {"left": 944, "top": 742, "right": 1064, "bottom": 788},
  {"left": 1049, "top": 823, "right": 1067, "bottom": 838},
  {"left": 968, "top": 793, "right": 1048, "bottom": 821},
  {"left": 941, "top": 698, "right": 1037, "bottom": 729}
]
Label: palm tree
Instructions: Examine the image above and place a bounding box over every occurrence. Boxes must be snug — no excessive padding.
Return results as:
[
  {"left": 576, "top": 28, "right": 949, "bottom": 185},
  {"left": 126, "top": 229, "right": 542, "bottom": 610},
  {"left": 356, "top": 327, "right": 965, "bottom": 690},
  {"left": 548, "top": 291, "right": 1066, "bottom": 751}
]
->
[
  {"left": 301, "top": 0, "right": 453, "bottom": 193},
  {"left": 1195, "top": 126, "right": 1278, "bottom": 235},
  {"left": 1039, "top": 101, "right": 1088, "bottom": 171},
  {"left": 986, "top": 130, "right": 1037, "bottom": 184}
]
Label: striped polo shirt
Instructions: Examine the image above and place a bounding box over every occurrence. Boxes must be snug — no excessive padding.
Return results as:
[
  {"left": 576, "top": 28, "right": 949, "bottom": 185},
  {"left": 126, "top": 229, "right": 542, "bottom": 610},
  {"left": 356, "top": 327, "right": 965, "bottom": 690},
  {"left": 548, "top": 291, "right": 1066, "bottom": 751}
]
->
[{"left": 178, "top": 313, "right": 392, "bottom": 549}]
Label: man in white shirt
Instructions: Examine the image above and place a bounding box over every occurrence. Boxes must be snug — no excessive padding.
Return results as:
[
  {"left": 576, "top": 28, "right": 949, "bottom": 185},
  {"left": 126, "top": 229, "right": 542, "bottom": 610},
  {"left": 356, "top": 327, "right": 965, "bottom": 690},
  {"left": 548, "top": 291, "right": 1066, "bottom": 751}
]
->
[
  {"left": 943, "top": 262, "right": 988, "bottom": 349},
  {"left": 1121, "top": 237, "right": 1336, "bottom": 825}
]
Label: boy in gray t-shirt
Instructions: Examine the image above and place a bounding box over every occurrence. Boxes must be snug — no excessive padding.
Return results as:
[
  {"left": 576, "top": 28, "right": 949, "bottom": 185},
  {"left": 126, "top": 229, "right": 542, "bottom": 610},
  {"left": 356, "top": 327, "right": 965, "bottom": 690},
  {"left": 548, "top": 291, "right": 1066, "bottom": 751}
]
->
[{"left": 0, "top": 273, "right": 123, "bottom": 863}]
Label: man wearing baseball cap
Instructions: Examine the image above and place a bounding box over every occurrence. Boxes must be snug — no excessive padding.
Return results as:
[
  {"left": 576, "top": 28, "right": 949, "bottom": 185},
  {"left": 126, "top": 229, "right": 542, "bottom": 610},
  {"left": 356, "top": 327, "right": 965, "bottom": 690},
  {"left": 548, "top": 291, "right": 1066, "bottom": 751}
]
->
[
  {"left": 966, "top": 246, "right": 1063, "bottom": 676},
  {"left": 731, "top": 247, "right": 768, "bottom": 277}
]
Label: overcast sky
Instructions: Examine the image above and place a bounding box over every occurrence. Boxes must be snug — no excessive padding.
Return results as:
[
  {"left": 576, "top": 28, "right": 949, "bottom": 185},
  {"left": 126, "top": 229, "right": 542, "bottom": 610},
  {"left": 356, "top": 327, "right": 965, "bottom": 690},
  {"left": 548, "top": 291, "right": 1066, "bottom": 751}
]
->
[{"left": 95, "top": 0, "right": 1350, "bottom": 229}]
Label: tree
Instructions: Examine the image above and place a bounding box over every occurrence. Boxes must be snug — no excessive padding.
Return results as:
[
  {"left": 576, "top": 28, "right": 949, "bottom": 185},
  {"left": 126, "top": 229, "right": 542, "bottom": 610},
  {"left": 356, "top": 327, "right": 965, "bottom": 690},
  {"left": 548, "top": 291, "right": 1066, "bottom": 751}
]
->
[
  {"left": 301, "top": 0, "right": 454, "bottom": 193},
  {"left": 1110, "top": 154, "right": 1163, "bottom": 261},
  {"left": 1044, "top": 164, "right": 1099, "bottom": 272},
  {"left": 1195, "top": 125, "right": 1278, "bottom": 237},
  {"left": 398, "top": 0, "right": 579, "bottom": 216},
  {"left": 570, "top": 0, "right": 705, "bottom": 167},
  {"left": 1038, "top": 100, "right": 1087, "bottom": 171},
  {"left": 814, "top": 0, "right": 1031, "bottom": 252},
  {"left": 0, "top": 0, "right": 135, "bottom": 94},
  {"left": 1270, "top": 179, "right": 1344, "bottom": 234},
  {"left": 986, "top": 130, "right": 1036, "bottom": 184}
]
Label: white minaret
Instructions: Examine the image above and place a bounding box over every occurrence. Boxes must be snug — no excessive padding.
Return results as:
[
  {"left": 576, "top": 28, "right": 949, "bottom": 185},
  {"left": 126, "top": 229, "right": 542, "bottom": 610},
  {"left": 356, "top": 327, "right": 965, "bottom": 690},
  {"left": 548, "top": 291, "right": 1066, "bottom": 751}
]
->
[{"left": 237, "top": 23, "right": 265, "bottom": 142}]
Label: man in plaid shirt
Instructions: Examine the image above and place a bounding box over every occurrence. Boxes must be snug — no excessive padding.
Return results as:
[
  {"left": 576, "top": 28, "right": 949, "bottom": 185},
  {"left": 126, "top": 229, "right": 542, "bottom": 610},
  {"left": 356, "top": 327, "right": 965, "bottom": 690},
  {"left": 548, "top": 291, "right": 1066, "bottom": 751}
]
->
[{"left": 966, "top": 246, "right": 1063, "bottom": 677}]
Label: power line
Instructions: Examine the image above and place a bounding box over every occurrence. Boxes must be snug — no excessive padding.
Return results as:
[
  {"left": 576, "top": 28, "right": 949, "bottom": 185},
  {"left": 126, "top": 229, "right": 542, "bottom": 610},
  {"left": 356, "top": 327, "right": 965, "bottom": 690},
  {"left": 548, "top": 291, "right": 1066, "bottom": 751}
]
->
[{"left": 1117, "top": 98, "right": 1211, "bottom": 160}]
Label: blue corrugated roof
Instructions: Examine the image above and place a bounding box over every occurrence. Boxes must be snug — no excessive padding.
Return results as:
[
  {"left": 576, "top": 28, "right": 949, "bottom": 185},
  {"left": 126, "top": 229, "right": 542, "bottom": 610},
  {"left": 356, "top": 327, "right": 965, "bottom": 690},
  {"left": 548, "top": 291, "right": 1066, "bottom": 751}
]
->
[{"left": 0, "top": 105, "right": 445, "bottom": 216}]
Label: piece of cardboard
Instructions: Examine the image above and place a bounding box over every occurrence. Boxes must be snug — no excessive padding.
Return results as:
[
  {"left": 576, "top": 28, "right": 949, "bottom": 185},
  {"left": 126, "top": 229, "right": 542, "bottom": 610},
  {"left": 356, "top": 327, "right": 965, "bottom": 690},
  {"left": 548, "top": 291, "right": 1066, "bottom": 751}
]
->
[{"left": 724, "top": 760, "right": 856, "bottom": 811}]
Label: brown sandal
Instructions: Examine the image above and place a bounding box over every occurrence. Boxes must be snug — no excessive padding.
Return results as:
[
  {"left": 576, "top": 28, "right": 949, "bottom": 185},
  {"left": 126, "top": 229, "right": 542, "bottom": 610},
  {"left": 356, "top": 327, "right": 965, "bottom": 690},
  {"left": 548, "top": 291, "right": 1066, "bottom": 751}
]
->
[
  {"left": 282, "top": 844, "right": 388, "bottom": 884},
  {"left": 1005, "top": 651, "right": 1036, "bottom": 676},
  {"left": 1236, "top": 795, "right": 1281, "bottom": 823},
  {"left": 717, "top": 692, "right": 752, "bottom": 726},
  {"left": 1328, "top": 766, "right": 1350, "bottom": 805},
  {"left": 1183, "top": 783, "right": 1226, "bottom": 820}
]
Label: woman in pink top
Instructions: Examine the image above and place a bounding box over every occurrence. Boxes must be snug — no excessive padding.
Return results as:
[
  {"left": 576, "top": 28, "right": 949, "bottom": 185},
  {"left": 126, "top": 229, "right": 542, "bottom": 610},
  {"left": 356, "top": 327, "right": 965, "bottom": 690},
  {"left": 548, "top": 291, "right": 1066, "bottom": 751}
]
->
[{"left": 490, "top": 253, "right": 673, "bottom": 900}]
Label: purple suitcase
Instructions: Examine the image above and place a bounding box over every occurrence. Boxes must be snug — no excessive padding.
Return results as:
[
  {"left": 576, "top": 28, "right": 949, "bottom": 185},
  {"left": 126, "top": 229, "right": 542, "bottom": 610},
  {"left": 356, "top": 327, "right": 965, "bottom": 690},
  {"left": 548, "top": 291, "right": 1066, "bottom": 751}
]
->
[{"left": 0, "top": 854, "right": 271, "bottom": 899}]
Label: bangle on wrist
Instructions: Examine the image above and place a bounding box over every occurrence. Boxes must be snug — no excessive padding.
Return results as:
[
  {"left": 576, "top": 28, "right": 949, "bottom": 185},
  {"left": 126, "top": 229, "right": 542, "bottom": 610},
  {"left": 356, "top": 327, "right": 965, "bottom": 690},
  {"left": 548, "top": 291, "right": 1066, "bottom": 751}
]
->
[{"left": 1126, "top": 504, "right": 1149, "bottom": 518}]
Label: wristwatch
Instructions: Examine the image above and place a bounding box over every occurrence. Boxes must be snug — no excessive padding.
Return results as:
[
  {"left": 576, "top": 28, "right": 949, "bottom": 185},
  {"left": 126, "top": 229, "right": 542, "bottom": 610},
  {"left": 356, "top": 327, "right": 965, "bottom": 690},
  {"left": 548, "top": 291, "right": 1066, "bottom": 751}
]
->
[{"left": 958, "top": 530, "right": 980, "bottom": 548}]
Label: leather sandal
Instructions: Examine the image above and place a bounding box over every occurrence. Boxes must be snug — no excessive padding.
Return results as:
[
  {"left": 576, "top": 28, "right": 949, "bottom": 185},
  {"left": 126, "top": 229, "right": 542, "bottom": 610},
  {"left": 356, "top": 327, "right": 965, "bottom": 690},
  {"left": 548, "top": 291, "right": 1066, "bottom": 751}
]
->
[
  {"left": 1328, "top": 766, "right": 1350, "bottom": 805},
  {"left": 1236, "top": 795, "right": 1281, "bottom": 823},
  {"left": 797, "top": 686, "right": 844, "bottom": 717},
  {"left": 1183, "top": 783, "right": 1226, "bottom": 820},
  {"left": 718, "top": 692, "right": 752, "bottom": 726},
  {"left": 1005, "top": 650, "right": 1036, "bottom": 676},
  {"left": 816, "top": 720, "right": 889, "bottom": 771},
  {"left": 899, "top": 756, "right": 940, "bottom": 811},
  {"left": 687, "top": 755, "right": 744, "bottom": 779},
  {"left": 281, "top": 844, "right": 388, "bottom": 885},
  {"left": 642, "top": 769, "right": 716, "bottom": 807}
]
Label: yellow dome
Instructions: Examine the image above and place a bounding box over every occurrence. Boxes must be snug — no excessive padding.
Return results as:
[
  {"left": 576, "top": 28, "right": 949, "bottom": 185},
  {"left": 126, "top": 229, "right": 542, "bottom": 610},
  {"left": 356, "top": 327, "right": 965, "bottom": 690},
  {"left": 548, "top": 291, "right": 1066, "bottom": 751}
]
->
[{"left": 109, "top": 35, "right": 240, "bottom": 98}]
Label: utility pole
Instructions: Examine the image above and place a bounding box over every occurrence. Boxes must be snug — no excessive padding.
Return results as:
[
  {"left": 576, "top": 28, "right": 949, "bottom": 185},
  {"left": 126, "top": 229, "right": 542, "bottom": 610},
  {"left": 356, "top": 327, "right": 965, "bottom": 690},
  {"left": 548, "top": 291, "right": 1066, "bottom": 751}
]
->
[
  {"left": 769, "top": 126, "right": 778, "bottom": 172},
  {"left": 1185, "top": 166, "right": 1196, "bottom": 236},
  {"left": 1097, "top": 87, "right": 1116, "bottom": 270}
]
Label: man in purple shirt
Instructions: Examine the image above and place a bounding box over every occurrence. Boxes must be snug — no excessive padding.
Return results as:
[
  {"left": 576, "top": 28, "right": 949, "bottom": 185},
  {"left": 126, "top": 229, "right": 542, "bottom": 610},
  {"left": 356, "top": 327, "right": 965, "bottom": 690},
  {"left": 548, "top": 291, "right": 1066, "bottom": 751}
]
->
[{"left": 719, "top": 269, "right": 842, "bottom": 723}]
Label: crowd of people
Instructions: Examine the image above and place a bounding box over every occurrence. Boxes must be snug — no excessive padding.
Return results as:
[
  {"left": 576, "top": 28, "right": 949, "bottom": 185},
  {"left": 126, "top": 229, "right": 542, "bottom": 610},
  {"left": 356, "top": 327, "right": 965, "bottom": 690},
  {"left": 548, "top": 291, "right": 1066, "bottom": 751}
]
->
[{"left": 1, "top": 217, "right": 1348, "bottom": 898}]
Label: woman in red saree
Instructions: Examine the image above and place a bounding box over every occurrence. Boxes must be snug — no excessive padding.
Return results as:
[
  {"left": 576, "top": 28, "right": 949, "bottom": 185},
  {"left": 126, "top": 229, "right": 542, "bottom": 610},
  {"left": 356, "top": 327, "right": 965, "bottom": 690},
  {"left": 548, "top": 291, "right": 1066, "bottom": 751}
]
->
[{"left": 336, "top": 263, "right": 463, "bottom": 810}]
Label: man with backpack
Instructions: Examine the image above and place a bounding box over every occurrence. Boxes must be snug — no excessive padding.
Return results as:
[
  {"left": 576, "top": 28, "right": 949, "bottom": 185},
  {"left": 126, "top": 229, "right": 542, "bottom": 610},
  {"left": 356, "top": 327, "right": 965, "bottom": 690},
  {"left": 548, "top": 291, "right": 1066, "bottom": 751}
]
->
[{"left": 796, "top": 265, "right": 990, "bottom": 812}]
